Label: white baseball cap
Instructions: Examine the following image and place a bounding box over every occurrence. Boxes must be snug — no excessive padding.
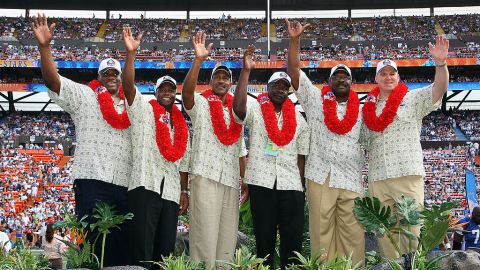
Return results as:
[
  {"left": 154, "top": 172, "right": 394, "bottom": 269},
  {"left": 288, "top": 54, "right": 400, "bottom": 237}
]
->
[
  {"left": 329, "top": 64, "right": 352, "bottom": 78},
  {"left": 268, "top": 72, "right": 291, "bottom": 86},
  {"left": 211, "top": 65, "right": 232, "bottom": 82},
  {"left": 98, "top": 58, "right": 122, "bottom": 75},
  {"left": 155, "top": 76, "right": 177, "bottom": 90},
  {"left": 376, "top": 59, "right": 398, "bottom": 73}
]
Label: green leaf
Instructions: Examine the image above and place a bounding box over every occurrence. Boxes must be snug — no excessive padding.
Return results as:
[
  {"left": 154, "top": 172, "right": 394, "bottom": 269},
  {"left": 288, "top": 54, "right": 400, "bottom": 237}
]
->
[
  {"left": 395, "top": 197, "right": 422, "bottom": 226},
  {"left": 420, "top": 201, "right": 458, "bottom": 253},
  {"left": 400, "top": 228, "right": 420, "bottom": 241},
  {"left": 421, "top": 220, "right": 450, "bottom": 253},
  {"left": 353, "top": 197, "right": 397, "bottom": 236},
  {"left": 221, "top": 246, "right": 267, "bottom": 269},
  {"left": 387, "top": 259, "right": 405, "bottom": 270}
]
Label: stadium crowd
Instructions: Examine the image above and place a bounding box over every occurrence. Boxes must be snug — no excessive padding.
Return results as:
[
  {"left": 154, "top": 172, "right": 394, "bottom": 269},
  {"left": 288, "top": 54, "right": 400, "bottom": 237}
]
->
[
  {"left": 2, "top": 42, "right": 479, "bottom": 62},
  {"left": 274, "top": 16, "right": 437, "bottom": 40},
  {"left": 423, "top": 143, "right": 480, "bottom": 212},
  {"left": 454, "top": 110, "right": 480, "bottom": 141},
  {"left": 0, "top": 145, "right": 74, "bottom": 249},
  {"left": 0, "top": 112, "right": 75, "bottom": 142},
  {"left": 0, "top": 14, "right": 479, "bottom": 42}
]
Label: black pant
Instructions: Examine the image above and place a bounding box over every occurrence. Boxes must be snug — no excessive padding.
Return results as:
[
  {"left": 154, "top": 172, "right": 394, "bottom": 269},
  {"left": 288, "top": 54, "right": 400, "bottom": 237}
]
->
[
  {"left": 73, "top": 178, "right": 129, "bottom": 267},
  {"left": 249, "top": 184, "right": 305, "bottom": 270},
  {"left": 127, "top": 186, "right": 179, "bottom": 269}
]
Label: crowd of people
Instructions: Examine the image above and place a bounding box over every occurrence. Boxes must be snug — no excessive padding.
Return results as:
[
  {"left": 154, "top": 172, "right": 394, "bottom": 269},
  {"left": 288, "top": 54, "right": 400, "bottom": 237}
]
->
[
  {"left": 0, "top": 112, "right": 75, "bottom": 142},
  {"left": 0, "top": 145, "right": 74, "bottom": 251},
  {"left": 186, "top": 18, "right": 263, "bottom": 40},
  {"left": 1, "top": 14, "right": 480, "bottom": 42},
  {"left": 423, "top": 143, "right": 480, "bottom": 211},
  {"left": 2, "top": 42, "right": 480, "bottom": 62},
  {"left": 421, "top": 111, "right": 458, "bottom": 141},
  {"left": 274, "top": 16, "right": 437, "bottom": 41},
  {"left": 438, "top": 14, "right": 480, "bottom": 36},
  {"left": 103, "top": 18, "right": 182, "bottom": 42},
  {"left": 454, "top": 110, "right": 480, "bottom": 141}
]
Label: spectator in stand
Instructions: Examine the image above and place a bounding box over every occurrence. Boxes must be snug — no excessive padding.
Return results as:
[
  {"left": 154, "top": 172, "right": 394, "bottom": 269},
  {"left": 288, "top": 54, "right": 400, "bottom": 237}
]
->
[{"left": 42, "top": 223, "right": 65, "bottom": 269}]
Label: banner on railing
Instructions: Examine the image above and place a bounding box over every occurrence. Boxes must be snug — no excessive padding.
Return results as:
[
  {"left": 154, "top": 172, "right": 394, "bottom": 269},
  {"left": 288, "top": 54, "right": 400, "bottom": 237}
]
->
[{"left": 0, "top": 58, "right": 478, "bottom": 69}]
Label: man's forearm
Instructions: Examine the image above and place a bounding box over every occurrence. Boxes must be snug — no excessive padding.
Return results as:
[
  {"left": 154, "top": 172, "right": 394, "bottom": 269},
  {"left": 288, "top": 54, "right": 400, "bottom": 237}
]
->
[
  {"left": 182, "top": 58, "right": 203, "bottom": 110},
  {"left": 39, "top": 45, "right": 61, "bottom": 93}
]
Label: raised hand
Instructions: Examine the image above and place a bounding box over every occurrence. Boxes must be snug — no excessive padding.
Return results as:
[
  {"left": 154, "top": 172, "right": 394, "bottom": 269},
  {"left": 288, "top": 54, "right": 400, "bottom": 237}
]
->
[
  {"left": 192, "top": 32, "right": 213, "bottom": 61},
  {"left": 122, "top": 26, "right": 142, "bottom": 52},
  {"left": 429, "top": 35, "right": 449, "bottom": 65},
  {"left": 31, "top": 13, "right": 55, "bottom": 47},
  {"left": 243, "top": 44, "right": 256, "bottom": 71},
  {"left": 285, "top": 18, "right": 310, "bottom": 39}
]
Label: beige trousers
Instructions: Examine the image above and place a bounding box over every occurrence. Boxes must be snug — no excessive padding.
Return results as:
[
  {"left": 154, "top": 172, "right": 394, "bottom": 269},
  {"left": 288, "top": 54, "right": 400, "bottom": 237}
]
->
[
  {"left": 189, "top": 176, "right": 239, "bottom": 268},
  {"left": 368, "top": 175, "right": 424, "bottom": 259},
  {"left": 307, "top": 176, "right": 365, "bottom": 265}
]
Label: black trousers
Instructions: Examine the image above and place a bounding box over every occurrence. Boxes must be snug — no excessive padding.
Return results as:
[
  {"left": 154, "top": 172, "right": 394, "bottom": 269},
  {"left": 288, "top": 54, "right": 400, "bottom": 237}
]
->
[
  {"left": 127, "top": 186, "right": 179, "bottom": 269},
  {"left": 73, "top": 178, "right": 129, "bottom": 266},
  {"left": 249, "top": 184, "right": 305, "bottom": 270}
]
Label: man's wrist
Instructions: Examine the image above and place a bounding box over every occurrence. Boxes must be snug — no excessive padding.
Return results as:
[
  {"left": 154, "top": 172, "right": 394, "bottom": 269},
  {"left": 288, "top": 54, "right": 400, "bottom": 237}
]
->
[
  {"left": 435, "top": 60, "right": 447, "bottom": 67},
  {"left": 39, "top": 44, "right": 51, "bottom": 50}
]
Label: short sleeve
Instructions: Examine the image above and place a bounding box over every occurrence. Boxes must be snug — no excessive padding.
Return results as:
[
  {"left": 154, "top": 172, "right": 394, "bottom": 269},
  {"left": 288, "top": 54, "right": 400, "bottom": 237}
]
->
[
  {"left": 183, "top": 93, "right": 206, "bottom": 121},
  {"left": 48, "top": 75, "right": 89, "bottom": 114},
  {"left": 239, "top": 136, "right": 248, "bottom": 158},
  {"left": 126, "top": 88, "right": 148, "bottom": 122},
  {"left": 179, "top": 137, "right": 191, "bottom": 173},
  {"left": 295, "top": 70, "right": 322, "bottom": 114},
  {"left": 296, "top": 112, "right": 310, "bottom": 156},
  {"left": 408, "top": 84, "right": 442, "bottom": 119}
]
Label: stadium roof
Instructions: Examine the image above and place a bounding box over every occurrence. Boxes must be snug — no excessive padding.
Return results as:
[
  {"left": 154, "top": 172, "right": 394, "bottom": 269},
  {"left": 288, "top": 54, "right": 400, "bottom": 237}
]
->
[{"left": 0, "top": 0, "right": 479, "bottom": 12}]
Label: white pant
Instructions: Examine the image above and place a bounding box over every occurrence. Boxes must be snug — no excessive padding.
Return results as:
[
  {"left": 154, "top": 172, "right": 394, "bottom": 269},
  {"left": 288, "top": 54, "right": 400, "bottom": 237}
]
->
[{"left": 189, "top": 176, "right": 239, "bottom": 268}]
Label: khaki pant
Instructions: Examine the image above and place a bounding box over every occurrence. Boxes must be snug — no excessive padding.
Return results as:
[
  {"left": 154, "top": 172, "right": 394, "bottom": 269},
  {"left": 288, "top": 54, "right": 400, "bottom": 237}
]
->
[
  {"left": 189, "top": 176, "right": 239, "bottom": 268},
  {"left": 307, "top": 176, "right": 365, "bottom": 265},
  {"left": 368, "top": 175, "right": 424, "bottom": 259}
]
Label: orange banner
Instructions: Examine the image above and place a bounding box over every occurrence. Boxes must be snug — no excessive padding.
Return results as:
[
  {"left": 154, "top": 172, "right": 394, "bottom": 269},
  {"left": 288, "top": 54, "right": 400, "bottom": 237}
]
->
[{"left": 0, "top": 83, "right": 29, "bottom": 91}]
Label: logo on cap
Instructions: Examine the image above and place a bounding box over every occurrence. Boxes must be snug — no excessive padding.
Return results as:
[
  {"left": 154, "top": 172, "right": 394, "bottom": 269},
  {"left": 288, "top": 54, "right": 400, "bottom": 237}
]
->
[
  {"left": 383, "top": 60, "right": 391, "bottom": 65},
  {"left": 95, "top": 86, "right": 107, "bottom": 94},
  {"left": 207, "top": 95, "right": 221, "bottom": 102},
  {"left": 365, "top": 95, "right": 376, "bottom": 103},
  {"left": 107, "top": 59, "right": 116, "bottom": 66},
  {"left": 324, "top": 92, "right": 335, "bottom": 101},
  {"left": 259, "top": 95, "right": 270, "bottom": 104},
  {"left": 279, "top": 72, "right": 288, "bottom": 78},
  {"left": 159, "top": 114, "right": 170, "bottom": 124}
]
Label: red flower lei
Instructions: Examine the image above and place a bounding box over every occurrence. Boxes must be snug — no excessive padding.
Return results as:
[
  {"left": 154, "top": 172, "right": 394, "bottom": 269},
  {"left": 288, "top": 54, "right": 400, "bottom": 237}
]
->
[
  {"left": 202, "top": 89, "right": 242, "bottom": 145},
  {"left": 257, "top": 93, "right": 297, "bottom": 146},
  {"left": 149, "top": 100, "right": 188, "bottom": 162},
  {"left": 362, "top": 83, "right": 409, "bottom": 132},
  {"left": 321, "top": 86, "right": 359, "bottom": 135},
  {"left": 88, "top": 80, "right": 131, "bottom": 130}
]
